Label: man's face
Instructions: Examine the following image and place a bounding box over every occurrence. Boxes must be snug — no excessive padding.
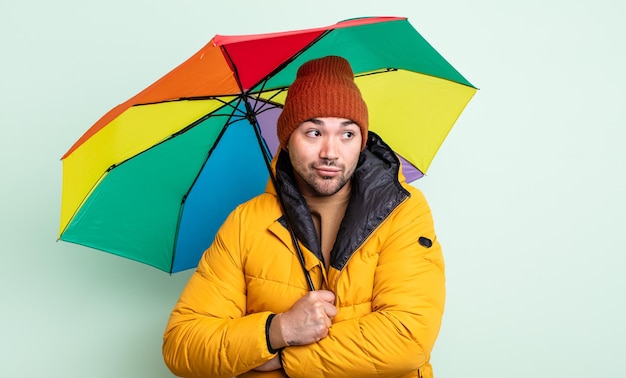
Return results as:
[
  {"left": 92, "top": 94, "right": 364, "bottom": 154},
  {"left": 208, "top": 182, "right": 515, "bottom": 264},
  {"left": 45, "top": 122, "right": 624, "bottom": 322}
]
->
[{"left": 286, "top": 117, "right": 362, "bottom": 197}]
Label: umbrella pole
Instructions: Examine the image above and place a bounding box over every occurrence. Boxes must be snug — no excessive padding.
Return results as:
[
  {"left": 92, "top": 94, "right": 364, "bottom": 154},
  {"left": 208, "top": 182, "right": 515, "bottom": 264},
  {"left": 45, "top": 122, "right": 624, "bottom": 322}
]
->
[{"left": 246, "top": 107, "right": 316, "bottom": 292}]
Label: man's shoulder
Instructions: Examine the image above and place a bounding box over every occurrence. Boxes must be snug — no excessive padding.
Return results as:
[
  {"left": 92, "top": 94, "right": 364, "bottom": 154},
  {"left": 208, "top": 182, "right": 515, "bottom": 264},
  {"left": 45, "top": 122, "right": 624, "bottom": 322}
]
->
[
  {"left": 240, "top": 191, "right": 277, "bottom": 205},
  {"left": 402, "top": 182, "right": 426, "bottom": 200},
  {"left": 233, "top": 192, "right": 281, "bottom": 218},
  {"left": 397, "top": 182, "right": 431, "bottom": 212}
]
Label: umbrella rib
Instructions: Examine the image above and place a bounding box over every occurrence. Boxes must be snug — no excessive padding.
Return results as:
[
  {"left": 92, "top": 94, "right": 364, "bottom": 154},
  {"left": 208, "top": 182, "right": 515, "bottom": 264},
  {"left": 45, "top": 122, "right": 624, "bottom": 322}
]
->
[
  {"left": 171, "top": 98, "right": 249, "bottom": 272},
  {"left": 121, "top": 94, "right": 248, "bottom": 108},
  {"left": 241, "top": 30, "right": 396, "bottom": 95},
  {"left": 243, "top": 68, "right": 392, "bottom": 111},
  {"left": 245, "top": 30, "right": 333, "bottom": 93},
  {"left": 99, "top": 102, "right": 243, "bottom": 176},
  {"left": 178, "top": 98, "right": 246, "bottom": 203},
  {"left": 59, "top": 169, "right": 110, "bottom": 238},
  {"left": 221, "top": 44, "right": 317, "bottom": 291},
  {"left": 242, "top": 102, "right": 316, "bottom": 291},
  {"left": 220, "top": 45, "right": 246, "bottom": 95},
  {"left": 248, "top": 110, "right": 316, "bottom": 292},
  {"left": 65, "top": 103, "right": 238, "bottom": 236},
  {"left": 244, "top": 94, "right": 283, "bottom": 116}
]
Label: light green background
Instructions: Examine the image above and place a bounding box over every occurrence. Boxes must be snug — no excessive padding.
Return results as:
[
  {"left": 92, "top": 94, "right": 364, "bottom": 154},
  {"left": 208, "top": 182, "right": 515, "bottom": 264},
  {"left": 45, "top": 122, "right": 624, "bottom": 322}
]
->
[{"left": 2, "top": 1, "right": 624, "bottom": 377}]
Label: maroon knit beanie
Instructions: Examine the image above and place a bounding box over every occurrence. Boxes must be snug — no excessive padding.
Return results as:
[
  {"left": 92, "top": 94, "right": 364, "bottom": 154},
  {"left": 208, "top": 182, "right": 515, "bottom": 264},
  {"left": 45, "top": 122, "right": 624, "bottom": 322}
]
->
[{"left": 277, "top": 56, "right": 369, "bottom": 150}]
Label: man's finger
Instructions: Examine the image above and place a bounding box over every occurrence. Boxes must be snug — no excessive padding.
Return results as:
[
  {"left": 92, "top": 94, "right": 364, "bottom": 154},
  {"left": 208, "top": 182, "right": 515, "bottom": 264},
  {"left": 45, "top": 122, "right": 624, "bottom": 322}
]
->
[
  {"left": 314, "top": 290, "right": 336, "bottom": 303},
  {"left": 323, "top": 302, "right": 338, "bottom": 319}
]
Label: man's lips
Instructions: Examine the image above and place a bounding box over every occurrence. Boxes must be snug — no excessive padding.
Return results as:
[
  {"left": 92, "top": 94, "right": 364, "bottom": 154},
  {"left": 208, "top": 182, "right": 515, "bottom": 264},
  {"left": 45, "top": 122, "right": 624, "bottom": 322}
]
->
[{"left": 315, "top": 166, "right": 341, "bottom": 177}]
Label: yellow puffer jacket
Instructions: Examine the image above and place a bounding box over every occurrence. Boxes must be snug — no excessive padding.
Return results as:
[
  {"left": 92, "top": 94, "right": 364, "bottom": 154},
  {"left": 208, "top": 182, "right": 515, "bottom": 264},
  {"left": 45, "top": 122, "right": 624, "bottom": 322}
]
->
[{"left": 163, "top": 133, "right": 446, "bottom": 378}]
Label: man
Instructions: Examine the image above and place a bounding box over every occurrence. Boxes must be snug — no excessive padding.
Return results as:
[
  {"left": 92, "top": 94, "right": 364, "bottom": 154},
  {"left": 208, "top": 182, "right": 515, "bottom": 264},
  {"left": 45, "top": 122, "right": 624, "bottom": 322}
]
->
[{"left": 163, "top": 56, "right": 445, "bottom": 378}]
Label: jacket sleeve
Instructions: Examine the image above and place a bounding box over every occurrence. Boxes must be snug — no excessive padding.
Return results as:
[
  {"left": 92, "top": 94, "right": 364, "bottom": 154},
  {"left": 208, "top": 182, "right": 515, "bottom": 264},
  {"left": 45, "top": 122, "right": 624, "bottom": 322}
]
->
[
  {"left": 281, "top": 189, "right": 446, "bottom": 377},
  {"left": 162, "top": 207, "right": 277, "bottom": 378}
]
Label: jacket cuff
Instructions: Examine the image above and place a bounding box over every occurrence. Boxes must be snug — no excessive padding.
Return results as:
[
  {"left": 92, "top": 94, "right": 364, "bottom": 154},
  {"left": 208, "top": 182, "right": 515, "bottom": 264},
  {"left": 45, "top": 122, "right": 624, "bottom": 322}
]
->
[{"left": 265, "top": 313, "right": 283, "bottom": 354}]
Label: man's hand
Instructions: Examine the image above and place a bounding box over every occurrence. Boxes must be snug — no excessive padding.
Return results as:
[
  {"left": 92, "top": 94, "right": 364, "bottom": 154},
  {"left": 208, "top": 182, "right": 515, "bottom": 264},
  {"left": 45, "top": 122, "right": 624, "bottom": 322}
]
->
[{"left": 269, "top": 290, "right": 337, "bottom": 349}]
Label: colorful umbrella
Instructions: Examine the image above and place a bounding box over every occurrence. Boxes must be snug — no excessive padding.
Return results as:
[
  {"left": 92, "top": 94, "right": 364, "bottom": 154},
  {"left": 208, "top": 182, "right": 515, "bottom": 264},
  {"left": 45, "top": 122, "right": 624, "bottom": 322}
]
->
[{"left": 59, "top": 16, "right": 476, "bottom": 273}]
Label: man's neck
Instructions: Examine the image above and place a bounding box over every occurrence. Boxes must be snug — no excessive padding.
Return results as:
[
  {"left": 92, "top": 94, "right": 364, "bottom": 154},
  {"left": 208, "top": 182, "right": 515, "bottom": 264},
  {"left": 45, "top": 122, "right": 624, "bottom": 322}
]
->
[{"left": 300, "top": 180, "right": 352, "bottom": 266}]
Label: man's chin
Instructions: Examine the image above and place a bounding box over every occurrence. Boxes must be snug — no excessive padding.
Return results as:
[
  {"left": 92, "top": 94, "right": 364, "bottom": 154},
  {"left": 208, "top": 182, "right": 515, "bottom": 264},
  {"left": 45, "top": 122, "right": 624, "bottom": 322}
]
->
[{"left": 311, "top": 178, "right": 347, "bottom": 196}]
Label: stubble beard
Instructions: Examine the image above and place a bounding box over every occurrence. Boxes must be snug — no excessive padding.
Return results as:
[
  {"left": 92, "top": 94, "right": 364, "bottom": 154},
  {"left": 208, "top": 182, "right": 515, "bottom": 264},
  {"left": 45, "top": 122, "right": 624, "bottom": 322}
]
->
[{"left": 299, "top": 162, "right": 353, "bottom": 197}]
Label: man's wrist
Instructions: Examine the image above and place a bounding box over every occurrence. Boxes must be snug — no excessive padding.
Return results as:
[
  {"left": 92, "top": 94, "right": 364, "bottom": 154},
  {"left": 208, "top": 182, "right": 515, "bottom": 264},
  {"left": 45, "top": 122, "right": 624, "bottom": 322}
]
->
[
  {"left": 265, "top": 314, "right": 283, "bottom": 354},
  {"left": 268, "top": 313, "right": 288, "bottom": 351}
]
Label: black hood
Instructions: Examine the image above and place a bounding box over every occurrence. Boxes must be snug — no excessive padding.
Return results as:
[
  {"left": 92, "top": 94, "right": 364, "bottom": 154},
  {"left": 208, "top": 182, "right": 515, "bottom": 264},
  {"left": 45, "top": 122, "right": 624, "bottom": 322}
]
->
[{"left": 274, "top": 131, "right": 410, "bottom": 271}]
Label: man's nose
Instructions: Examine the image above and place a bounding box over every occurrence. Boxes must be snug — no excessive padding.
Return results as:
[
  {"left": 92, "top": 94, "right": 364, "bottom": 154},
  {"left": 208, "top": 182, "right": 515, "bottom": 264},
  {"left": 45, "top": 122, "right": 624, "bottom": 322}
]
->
[{"left": 319, "top": 137, "right": 339, "bottom": 159}]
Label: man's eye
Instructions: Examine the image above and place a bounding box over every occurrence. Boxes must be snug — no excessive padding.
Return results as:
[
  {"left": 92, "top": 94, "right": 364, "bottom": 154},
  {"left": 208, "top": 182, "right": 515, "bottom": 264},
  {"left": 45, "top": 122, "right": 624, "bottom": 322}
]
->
[
  {"left": 306, "top": 130, "right": 321, "bottom": 137},
  {"left": 343, "top": 131, "right": 354, "bottom": 138}
]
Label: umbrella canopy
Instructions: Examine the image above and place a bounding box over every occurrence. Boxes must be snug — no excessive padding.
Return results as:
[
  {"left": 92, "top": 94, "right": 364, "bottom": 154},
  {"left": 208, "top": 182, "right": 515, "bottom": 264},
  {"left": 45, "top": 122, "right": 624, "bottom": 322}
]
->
[{"left": 59, "top": 16, "right": 476, "bottom": 273}]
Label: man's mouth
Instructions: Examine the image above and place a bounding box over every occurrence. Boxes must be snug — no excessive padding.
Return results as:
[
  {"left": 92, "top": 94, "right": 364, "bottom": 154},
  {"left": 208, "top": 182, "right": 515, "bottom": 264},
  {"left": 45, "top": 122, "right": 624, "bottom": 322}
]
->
[{"left": 315, "top": 166, "right": 340, "bottom": 177}]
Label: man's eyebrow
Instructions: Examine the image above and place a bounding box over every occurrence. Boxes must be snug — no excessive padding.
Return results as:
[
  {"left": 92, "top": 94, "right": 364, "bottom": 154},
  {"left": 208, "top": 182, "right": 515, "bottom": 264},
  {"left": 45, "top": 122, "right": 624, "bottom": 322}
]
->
[
  {"left": 341, "top": 120, "right": 357, "bottom": 127},
  {"left": 306, "top": 118, "right": 357, "bottom": 127},
  {"left": 305, "top": 118, "right": 323, "bottom": 125}
]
